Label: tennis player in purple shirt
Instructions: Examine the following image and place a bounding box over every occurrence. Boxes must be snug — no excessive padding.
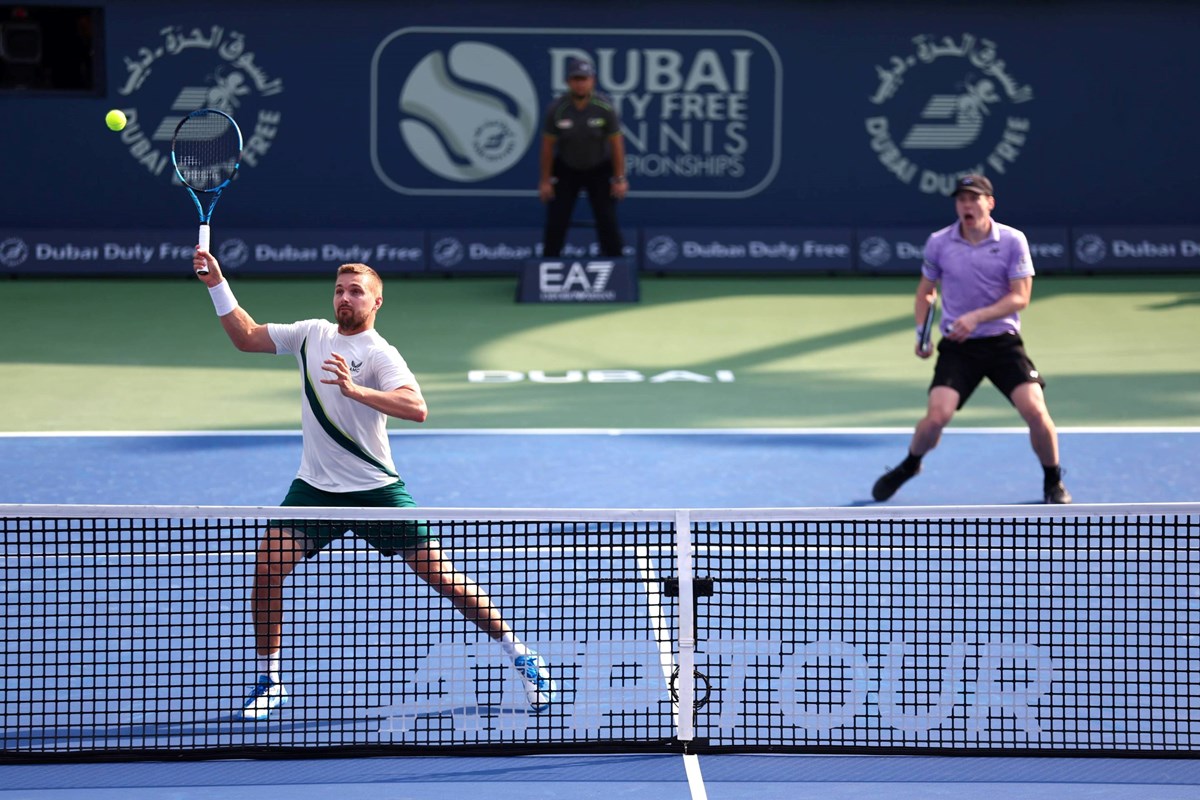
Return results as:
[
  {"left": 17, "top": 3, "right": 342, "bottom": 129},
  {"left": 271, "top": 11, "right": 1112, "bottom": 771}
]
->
[{"left": 872, "top": 175, "right": 1072, "bottom": 504}]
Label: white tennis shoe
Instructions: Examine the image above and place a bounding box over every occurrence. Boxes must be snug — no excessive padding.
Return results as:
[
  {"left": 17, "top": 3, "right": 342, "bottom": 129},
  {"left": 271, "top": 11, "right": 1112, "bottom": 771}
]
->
[
  {"left": 240, "top": 675, "right": 290, "bottom": 720},
  {"left": 513, "top": 652, "right": 557, "bottom": 712}
]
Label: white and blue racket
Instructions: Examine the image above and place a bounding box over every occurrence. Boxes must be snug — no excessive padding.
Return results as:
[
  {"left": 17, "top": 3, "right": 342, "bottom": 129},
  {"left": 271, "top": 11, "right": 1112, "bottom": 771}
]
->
[{"left": 170, "top": 108, "right": 243, "bottom": 275}]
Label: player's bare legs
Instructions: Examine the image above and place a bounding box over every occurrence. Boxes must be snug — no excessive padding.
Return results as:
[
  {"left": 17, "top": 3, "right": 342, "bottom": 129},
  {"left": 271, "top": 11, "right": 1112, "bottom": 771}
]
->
[
  {"left": 251, "top": 528, "right": 307, "bottom": 656},
  {"left": 241, "top": 531, "right": 556, "bottom": 718},
  {"left": 910, "top": 387, "right": 960, "bottom": 456},
  {"left": 403, "top": 542, "right": 557, "bottom": 710},
  {"left": 1010, "top": 382, "right": 1059, "bottom": 465},
  {"left": 1011, "top": 382, "right": 1072, "bottom": 503},
  {"left": 402, "top": 542, "right": 511, "bottom": 639},
  {"left": 240, "top": 527, "right": 306, "bottom": 720},
  {"left": 873, "top": 387, "right": 959, "bottom": 501}
]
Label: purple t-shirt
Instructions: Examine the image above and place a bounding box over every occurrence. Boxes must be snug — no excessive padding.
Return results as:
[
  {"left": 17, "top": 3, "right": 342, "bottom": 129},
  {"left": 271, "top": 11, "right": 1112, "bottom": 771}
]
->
[{"left": 921, "top": 220, "right": 1035, "bottom": 338}]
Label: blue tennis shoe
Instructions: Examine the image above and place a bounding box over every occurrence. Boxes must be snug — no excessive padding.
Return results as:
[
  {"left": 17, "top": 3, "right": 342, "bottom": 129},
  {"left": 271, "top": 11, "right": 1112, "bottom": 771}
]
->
[
  {"left": 513, "top": 652, "right": 557, "bottom": 712},
  {"left": 240, "top": 675, "right": 290, "bottom": 720}
]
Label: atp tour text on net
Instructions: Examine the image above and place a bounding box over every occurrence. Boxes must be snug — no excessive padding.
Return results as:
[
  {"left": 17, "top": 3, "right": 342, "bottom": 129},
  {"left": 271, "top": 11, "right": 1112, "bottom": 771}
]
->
[{"left": 377, "top": 636, "right": 1059, "bottom": 739}]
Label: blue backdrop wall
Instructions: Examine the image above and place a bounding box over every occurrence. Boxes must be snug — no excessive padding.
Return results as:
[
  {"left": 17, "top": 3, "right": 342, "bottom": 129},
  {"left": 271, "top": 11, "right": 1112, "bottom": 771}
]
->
[{"left": 2, "top": 0, "right": 1198, "bottom": 275}]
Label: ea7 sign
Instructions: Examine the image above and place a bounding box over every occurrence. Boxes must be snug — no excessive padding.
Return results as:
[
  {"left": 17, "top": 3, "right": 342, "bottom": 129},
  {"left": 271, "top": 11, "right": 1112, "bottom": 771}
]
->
[{"left": 516, "top": 258, "right": 639, "bottom": 302}]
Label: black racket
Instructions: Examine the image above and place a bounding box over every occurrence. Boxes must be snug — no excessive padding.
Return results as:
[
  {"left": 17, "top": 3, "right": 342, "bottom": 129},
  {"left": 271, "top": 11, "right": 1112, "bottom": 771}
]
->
[
  {"left": 170, "top": 108, "right": 243, "bottom": 275},
  {"left": 918, "top": 297, "right": 938, "bottom": 353}
]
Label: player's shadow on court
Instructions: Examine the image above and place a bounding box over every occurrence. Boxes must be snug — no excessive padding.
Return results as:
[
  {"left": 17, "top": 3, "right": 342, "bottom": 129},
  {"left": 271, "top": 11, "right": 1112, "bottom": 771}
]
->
[
  {"left": 1144, "top": 294, "right": 1200, "bottom": 310},
  {"left": 682, "top": 315, "right": 915, "bottom": 374},
  {"left": 2, "top": 716, "right": 379, "bottom": 750}
]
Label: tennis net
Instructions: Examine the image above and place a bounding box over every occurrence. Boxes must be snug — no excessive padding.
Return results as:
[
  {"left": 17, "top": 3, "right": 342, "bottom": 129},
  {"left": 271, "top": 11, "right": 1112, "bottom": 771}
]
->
[{"left": 2, "top": 503, "right": 1197, "bottom": 761}]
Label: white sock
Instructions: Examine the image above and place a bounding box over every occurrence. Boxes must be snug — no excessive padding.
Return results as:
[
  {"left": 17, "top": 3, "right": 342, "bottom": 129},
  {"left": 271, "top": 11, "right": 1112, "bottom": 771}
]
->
[
  {"left": 499, "top": 632, "right": 529, "bottom": 660},
  {"left": 257, "top": 652, "right": 281, "bottom": 683}
]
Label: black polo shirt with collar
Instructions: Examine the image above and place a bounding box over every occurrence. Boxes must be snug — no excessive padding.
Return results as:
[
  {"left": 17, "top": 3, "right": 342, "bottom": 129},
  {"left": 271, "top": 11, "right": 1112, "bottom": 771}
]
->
[{"left": 542, "top": 92, "right": 621, "bottom": 171}]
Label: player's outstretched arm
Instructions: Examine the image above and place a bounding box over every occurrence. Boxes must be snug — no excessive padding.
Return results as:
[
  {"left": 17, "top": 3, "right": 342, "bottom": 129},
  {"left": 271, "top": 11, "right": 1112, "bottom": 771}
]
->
[{"left": 193, "top": 248, "right": 276, "bottom": 354}]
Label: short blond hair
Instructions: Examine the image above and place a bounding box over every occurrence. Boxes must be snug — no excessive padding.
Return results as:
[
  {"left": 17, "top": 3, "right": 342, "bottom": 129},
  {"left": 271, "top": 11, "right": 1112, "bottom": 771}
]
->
[{"left": 336, "top": 263, "right": 382, "bottom": 294}]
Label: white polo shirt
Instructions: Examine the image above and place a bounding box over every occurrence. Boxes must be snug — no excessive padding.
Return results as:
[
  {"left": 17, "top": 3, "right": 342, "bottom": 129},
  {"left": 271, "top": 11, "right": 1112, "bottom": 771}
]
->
[{"left": 269, "top": 319, "right": 416, "bottom": 492}]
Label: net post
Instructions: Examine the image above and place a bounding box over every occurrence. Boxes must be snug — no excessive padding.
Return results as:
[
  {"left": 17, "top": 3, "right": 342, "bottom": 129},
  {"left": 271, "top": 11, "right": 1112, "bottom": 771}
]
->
[{"left": 674, "top": 509, "right": 696, "bottom": 743}]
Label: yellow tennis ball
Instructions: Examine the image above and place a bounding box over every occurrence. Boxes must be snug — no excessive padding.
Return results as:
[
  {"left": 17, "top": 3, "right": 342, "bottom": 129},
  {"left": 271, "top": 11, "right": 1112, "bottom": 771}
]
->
[{"left": 105, "top": 109, "right": 127, "bottom": 132}]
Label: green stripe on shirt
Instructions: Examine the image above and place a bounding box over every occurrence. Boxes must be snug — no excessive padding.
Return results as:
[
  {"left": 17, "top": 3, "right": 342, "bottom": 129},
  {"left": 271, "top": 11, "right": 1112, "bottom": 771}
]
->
[{"left": 300, "top": 337, "right": 399, "bottom": 479}]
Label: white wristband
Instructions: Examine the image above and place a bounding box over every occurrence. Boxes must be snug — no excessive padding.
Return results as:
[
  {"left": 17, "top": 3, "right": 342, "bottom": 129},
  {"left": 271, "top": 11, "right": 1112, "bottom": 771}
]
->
[{"left": 208, "top": 280, "right": 238, "bottom": 316}]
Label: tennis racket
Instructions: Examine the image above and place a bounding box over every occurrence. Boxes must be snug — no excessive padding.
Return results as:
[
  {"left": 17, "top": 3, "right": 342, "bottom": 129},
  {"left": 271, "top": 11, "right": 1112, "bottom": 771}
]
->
[
  {"left": 170, "top": 108, "right": 243, "bottom": 275},
  {"left": 918, "top": 297, "right": 938, "bottom": 353}
]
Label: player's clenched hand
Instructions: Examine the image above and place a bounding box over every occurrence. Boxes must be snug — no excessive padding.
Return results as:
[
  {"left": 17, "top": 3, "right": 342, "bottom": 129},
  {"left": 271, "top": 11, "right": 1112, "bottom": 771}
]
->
[
  {"left": 193, "top": 248, "right": 224, "bottom": 287},
  {"left": 320, "top": 353, "right": 359, "bottom": 397},
  {"left": 946, "top": 313, "right": 978, "bottom": 342},
  {"left": 538, "top": 178, "right": 555, "bottom": 203},
  {"left": 915, "top": 341, "right": 934, "bottom": 359}
]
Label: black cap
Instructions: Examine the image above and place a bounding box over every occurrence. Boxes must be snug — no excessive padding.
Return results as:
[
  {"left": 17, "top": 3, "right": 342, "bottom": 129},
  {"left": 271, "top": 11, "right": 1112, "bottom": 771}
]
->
[
  {"left": 954, "top": 174, "right": 994, "bottom": 196},
  {"left": 567, "top": 57, "right": 595, "bottom": 78}
]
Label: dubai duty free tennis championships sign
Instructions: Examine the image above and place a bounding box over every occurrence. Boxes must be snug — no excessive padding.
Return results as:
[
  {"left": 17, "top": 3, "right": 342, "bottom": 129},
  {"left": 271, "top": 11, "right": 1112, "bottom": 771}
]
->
[{"left": 370, "top": 27, "right": 782, "bottom": 198}]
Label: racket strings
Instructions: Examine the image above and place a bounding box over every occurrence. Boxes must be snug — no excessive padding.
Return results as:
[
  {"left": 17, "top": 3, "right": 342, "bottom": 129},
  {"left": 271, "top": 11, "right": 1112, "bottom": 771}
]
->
[{"left": 174, "top": 113, "right": 241, "bottom": 191}]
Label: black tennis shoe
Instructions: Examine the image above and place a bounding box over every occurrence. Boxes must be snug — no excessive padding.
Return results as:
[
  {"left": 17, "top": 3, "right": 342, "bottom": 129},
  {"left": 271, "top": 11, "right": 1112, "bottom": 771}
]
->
[
  {"left": 1044, "top": 480, "right": 1073, "bottom": 504},
  {"left": 872, "top": 463, "right": 920, "bottom": 502}
]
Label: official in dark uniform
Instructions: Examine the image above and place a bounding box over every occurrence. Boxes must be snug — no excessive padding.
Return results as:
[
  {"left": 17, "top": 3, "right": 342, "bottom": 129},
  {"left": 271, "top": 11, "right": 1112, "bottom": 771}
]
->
[{"left": 538, "top": 56, "right": 627, "bottom": 258}]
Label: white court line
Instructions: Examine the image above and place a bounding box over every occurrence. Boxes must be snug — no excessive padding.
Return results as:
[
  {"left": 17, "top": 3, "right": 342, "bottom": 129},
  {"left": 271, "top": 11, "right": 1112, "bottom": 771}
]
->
[
  {"left": 2, "top": 426, "right": 1200, "bottom": 437},
  {"left": 683, "top": 753, "right": 708, "bottom": 800},
  {"left": 635, "top": 545, "right": 678, "bottom": 715}
]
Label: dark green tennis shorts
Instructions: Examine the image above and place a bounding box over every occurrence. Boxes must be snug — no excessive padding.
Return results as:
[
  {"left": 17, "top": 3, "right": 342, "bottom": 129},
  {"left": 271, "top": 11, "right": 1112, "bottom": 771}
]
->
[{"left": 270, "top": 478, "right": 435, "bottom": 557}]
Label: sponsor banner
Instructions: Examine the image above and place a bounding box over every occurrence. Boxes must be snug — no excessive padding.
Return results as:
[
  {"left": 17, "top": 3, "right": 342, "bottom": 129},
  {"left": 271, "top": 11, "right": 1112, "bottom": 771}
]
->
[
  {"left": 855, "top": 228, "right": 930, "bottom": 275},
  {"left": 516, "top": 258, "right": 639, "bottom": 303},
  {"left": 1072, "top": 227, "right": 1200, "bottom": 272},
  {"left": 213, "top": 230, "right": 425, "bottom": 275},
  {"left": 372, "top": 27, "right": 781, "bottom": 199},
  {"left": 4, "top": 226, "right": 1194, "bottom": 277},
  {"left": 642, "top": 227, "right": 854, "bottom": 273},
  {"left": 8, "top": 5, "right": 1200, "bottom": 239},
  {"left": 0, "top": 230, "right": 199, "bottom": 276},
  {"left": 1023, "top": 226, "right": 1070, "bottom": 274},
  {"left": 857, "top": 225, "right": 1070, "bottom": 275},
  {"left": 0, "top": 230, "right": 425, "bottom": 276},
  {"left": 426, "top": 228, "right": 636, "bottom": 273}
]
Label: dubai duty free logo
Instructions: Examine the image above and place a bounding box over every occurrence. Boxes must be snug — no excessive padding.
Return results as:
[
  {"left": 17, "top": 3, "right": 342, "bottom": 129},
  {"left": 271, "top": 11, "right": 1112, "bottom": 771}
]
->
[
  {"left": 371, "top": 32, "right": 540, "bottom": 196},
  {"left": 397, "top": 41, "right": 537, "bottom": 184},
  {"left": 858, "top": 236, "right": 892, "bottom": 269},
  {"left": 1074, "top": 234, "right": 1108, "bottom": 266},
  {"left": 112, "top": 24, "right": 284, "bottom": 183},
  {"left": 864, "top": 34, "right": 1033, "bottom": 195},
  {"left": 371, "top": 27, "right": 782, "bottom": 198},
  {"left": 0, "top": 238, "right": 30, "bottom": 269}
]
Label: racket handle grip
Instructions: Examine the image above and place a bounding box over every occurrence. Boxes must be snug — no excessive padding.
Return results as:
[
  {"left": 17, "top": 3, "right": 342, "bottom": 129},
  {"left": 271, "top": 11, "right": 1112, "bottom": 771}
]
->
[{"left": 196, "top": 225, "right": 211, "bottom": 275}]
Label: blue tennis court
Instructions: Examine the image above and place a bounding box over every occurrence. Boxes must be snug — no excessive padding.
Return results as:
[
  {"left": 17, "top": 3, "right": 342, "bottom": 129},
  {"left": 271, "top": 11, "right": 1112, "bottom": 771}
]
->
[
  {"left": 2, "top": 430, "right": 1198, "bottom": 798},
  {"left": 3, "top": 753, "right": 1200, "bottom": 799},
  {"left": 3, "top": 428, "right": 1198, "bottom": 507}
]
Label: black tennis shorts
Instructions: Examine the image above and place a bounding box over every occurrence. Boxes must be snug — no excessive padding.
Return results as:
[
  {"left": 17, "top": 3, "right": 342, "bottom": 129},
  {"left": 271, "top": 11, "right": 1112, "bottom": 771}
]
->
[{"left": 931, "top": 333, "right": 1046, "bottom": 408}]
